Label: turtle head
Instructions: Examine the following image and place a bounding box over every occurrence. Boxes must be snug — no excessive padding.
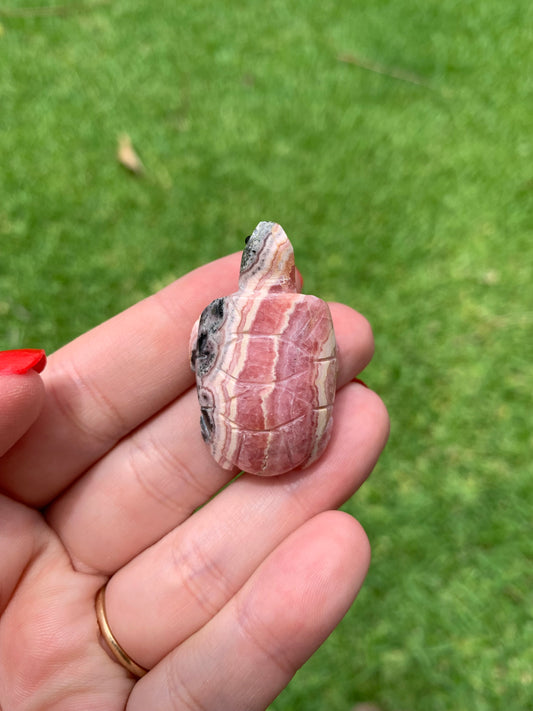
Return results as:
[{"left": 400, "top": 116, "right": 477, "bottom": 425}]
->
[{"left": 239, "top": 221, "right": 297, "bottom": 293}]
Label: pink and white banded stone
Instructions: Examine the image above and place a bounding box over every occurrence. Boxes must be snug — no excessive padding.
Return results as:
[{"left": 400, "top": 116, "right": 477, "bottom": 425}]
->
[{"left": 190, "top": 221, "right": 337, "bottom": 476}]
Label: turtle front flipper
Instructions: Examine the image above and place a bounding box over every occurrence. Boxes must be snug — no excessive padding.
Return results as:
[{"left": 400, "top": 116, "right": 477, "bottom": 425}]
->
[
  {"left": 190, "top": 296, "right": 227, "bottom": 375},
  {"left": 189, "top": 317, "right": 200, "bottom": 372},
  {"left": 192, "top": 297, "right": 227, "bottom": 377}
]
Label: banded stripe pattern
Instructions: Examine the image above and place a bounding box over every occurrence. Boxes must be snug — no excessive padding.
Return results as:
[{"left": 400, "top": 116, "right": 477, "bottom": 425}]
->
[{"left": 191, "top": 222, "right": 337, "bottom": 476}]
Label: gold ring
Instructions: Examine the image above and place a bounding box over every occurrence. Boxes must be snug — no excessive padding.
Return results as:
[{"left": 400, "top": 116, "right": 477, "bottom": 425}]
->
[{"left": 95, "top": 584, "right": 148, "bottom": 678}]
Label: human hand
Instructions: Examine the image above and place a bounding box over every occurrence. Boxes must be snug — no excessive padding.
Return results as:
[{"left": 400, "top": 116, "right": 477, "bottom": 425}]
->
[{"left": 0, "top": 253, "right": 389, "bottom": 711}]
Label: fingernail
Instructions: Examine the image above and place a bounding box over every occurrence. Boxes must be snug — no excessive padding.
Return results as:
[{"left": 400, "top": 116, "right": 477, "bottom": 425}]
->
[
  {"left": 0, "top": 349, "right": 47, "bottom": 374},
  {"left": 352, "top": 377, "right": 369, "bottom": 388}
]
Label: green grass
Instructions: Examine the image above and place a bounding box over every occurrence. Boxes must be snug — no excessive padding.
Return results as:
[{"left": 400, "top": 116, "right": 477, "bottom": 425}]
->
[{"left": 1, "top": 1, "right": 532, "bottom": 709}]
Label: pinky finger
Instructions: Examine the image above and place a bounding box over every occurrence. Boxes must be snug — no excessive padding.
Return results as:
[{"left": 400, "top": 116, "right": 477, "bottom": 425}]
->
[{"left": 126, "top": 510, "right": 370, "bottom": 711}]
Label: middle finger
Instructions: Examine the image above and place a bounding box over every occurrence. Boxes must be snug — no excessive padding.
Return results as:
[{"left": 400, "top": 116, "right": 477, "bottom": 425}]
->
[
  {"left": 47, "top": 303, "right": 374, "bottom": 574},
  {"left": 102, "top": 381, "right": 388, "bottom": 671}
]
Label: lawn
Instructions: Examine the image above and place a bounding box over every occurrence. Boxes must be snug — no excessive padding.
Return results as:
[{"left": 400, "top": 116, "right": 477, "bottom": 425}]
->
[{"left": 1, "top": 1, "right": 532, "bottom": 709}]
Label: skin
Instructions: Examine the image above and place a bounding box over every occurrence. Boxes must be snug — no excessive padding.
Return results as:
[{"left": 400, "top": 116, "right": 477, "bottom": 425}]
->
[{"left": 0, "top": 252, "right": 389, "bottom": 711}]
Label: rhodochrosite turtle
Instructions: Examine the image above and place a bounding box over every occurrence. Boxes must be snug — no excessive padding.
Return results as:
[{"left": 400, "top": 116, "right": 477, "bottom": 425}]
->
[{"left": 190, "top": 221, "right": 337, "bottom": 476}]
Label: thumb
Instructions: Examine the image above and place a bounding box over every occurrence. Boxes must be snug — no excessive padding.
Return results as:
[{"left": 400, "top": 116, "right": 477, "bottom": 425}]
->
[{"left": 0, "top": 350, "right": 47, "bottom": 457}]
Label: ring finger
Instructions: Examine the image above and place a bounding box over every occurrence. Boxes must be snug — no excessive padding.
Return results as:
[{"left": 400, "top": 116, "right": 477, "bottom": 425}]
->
[
  {"left": 99, "top": 383, "right": 388, "bottom": 671},
  {"left": 126, "top": 510, "right": 370, "bottom": 711}
]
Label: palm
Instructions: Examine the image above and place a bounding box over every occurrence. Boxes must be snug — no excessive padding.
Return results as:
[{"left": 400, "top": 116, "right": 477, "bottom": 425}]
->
[
  {"left": 0, "top": 509, "right": 130, "bottom": 708},
  {"left": 0, "top": 254, "right": 388, "bottom": 711}
]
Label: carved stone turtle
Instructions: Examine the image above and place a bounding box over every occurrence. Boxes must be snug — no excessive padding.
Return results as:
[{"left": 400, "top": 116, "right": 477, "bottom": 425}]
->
[{"left": 190, "top": 221, "right": 337, "bottom": 476}]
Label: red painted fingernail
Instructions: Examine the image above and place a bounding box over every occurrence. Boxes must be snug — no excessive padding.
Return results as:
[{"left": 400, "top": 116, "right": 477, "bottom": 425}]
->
[
  {"left": 0, "top": 349, "right": 47, "bottom": 374},
  {"left": 352, "top": 377, "right": 369, "bottom": 388}
]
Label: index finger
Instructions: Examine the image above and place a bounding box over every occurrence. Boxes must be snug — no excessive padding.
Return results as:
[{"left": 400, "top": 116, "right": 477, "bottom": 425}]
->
[{"left": 0, "top": 253, "right": 243, "bottom": 506}]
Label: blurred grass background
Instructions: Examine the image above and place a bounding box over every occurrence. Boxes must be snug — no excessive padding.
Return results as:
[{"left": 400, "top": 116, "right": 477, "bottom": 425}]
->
[{"left": 1, "top": 0, "right": 532, "bottom": 709}]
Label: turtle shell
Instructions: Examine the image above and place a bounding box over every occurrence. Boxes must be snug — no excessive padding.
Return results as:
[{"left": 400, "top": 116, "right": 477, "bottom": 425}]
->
[{"left": 190, "top": 221, "right": 337, "bottom": 476}]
